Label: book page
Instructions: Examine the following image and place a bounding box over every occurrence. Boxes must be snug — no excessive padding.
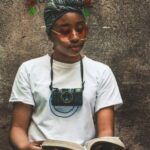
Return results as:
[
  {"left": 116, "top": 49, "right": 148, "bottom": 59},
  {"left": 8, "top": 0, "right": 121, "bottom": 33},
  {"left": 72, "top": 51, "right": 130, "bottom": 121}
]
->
[
  {"left": 42, "top": 139, "right": 85, "bottom": 150},
  {"left": 84, "top": 137, "right": 125, "bottom": 150}
]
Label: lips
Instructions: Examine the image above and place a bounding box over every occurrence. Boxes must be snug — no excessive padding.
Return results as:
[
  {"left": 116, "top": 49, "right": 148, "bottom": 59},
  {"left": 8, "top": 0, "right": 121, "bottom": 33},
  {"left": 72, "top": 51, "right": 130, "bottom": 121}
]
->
[
  {"left": 71, "top": 44, "right": 83, "bottom": 48},
  {"left": 70, "top": 45, "right": 82, "bottom": 51}
]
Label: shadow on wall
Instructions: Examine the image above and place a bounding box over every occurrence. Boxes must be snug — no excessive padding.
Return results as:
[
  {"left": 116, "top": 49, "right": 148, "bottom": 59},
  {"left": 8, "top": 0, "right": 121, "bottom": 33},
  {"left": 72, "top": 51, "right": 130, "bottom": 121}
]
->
[{"left": 112, "top": 32, "right": 150, "bottom": 150}]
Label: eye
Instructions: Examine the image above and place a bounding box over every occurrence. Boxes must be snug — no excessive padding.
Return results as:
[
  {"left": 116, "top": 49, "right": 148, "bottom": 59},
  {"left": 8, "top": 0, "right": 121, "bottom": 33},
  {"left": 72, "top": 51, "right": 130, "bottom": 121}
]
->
[
  {"left": 76, "top": 24, "right": 86, "bottom": 33},
  {"left": 59, "top": 28, "right": 71, "bottom": 35}
]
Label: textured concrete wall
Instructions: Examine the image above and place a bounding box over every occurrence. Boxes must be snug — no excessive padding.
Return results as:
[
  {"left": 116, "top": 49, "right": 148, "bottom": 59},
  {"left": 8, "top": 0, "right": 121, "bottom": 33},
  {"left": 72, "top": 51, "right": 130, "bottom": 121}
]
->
[{"left": 0, "top": 0, "right": 149, "bottom": 150}]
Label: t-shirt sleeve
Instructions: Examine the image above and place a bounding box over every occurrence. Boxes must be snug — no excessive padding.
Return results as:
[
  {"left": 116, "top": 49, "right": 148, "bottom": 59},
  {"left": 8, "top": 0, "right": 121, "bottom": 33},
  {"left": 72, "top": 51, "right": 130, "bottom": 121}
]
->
[
  {"left": 9, "top": 63, "right": 35, "bottom": 106},
  {"left": 95, "top": 66, "right": 123, "bottom": 112}
]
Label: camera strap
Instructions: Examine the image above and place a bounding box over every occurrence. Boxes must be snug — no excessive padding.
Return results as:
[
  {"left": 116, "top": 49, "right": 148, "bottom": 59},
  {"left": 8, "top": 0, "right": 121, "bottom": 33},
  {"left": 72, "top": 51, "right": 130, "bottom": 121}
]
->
[
  {"left": 49, "top": 54, "right": 84, "bottom": 118},
  {"left": 49, "top": 54, "right": 84, "bottom": 91}
]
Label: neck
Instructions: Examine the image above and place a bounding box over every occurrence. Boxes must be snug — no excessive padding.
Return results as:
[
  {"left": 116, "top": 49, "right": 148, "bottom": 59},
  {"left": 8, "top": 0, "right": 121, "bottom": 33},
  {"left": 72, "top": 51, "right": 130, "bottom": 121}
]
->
[{"left": 52, "top": 51, "right": 83, "bottom": 63}]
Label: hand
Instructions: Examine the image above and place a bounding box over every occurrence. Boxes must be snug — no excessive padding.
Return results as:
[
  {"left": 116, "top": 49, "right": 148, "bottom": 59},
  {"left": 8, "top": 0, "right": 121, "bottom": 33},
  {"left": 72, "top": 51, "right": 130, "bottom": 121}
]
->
[{"left": 20, "top": 141, "right": 43, "bottom": 150}]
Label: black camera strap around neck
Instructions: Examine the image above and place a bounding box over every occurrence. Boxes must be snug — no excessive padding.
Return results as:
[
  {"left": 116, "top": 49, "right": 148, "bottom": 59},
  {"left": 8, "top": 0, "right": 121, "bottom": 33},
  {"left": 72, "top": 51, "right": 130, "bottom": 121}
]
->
[{"left": 49, "top": 54, "right": 84, "bottom": 91}]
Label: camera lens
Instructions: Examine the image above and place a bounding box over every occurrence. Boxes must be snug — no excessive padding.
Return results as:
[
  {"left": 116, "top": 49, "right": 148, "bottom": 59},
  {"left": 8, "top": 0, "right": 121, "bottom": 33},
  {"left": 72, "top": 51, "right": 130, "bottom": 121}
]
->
[{"left": 61, "top": 91, "right": 73, "bottom": 104}]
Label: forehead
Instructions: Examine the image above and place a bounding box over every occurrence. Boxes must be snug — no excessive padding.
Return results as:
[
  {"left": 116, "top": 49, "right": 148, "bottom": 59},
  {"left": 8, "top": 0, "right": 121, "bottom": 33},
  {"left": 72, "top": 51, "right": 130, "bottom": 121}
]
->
[{"left": 54, "top": 12, "right": 85, "bottom": 27}]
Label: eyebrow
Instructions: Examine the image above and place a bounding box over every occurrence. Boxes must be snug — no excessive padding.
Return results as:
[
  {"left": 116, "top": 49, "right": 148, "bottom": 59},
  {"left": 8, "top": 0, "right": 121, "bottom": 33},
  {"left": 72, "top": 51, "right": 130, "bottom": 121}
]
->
[
  {"left": 56, "top": 21, "right": 85, "bottom": 28},
  {"left": 58, "top": 23, "right": 70, "bottom": 28}
]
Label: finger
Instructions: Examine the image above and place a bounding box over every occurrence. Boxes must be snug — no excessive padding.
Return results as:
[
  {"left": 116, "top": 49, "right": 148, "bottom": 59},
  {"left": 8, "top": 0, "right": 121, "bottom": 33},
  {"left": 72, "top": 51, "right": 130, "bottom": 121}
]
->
[
  {"left": 32, "top": 145, "right": 42, "bottom": 150},
  {"left": 33, "top": 141, "right": 44, "bottom": 146},
  {"left": 36, "top": 140, "right": 44, "bottom": 144}
]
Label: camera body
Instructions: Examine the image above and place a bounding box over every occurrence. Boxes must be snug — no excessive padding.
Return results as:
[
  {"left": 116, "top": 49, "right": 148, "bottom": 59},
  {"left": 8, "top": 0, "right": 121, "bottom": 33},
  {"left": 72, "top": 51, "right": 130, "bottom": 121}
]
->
[{"left": 51, "top": 88, "right": 83, "bottom": 106}]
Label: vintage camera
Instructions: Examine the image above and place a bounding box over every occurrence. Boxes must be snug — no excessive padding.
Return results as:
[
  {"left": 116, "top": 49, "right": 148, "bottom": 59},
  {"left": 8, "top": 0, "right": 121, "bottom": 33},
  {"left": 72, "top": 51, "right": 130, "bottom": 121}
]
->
[{"left": 51, "top": 88, "right": 83, "bottom": 106}]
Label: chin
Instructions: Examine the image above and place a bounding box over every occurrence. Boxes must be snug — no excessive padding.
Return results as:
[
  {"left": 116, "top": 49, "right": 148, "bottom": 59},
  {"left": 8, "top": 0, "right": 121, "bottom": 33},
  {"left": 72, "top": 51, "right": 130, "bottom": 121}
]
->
[{"left": 64, "top": 51, "right": 81, "bottom": 58}]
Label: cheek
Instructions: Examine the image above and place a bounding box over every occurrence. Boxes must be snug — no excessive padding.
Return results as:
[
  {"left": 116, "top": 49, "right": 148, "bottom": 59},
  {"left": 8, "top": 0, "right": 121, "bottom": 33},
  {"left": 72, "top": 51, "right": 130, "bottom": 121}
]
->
[
  {"left": 59, "top": 37, "right": 69, "bottom": 42},
  {"left": 79, "top": 28, "right": 88, "bottom": 38},
  {"left": 54, "top": 37, "right": 70, "bottom": 47},
  {"left": 52, "top": 33, "right": 69, "bottom": 44},
  {"left": 79, "top": 32, "right": 86, "bottom": 38},
  {"left": 59, "top": 37, "right": 70, "bottom": 47}
]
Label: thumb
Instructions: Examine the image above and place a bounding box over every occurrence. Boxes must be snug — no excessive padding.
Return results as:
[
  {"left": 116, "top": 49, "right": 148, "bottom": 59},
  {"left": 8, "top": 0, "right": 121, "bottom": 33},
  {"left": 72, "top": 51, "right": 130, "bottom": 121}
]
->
[{"left": 32, "top": 145, "right": 42, "bottom": 150}]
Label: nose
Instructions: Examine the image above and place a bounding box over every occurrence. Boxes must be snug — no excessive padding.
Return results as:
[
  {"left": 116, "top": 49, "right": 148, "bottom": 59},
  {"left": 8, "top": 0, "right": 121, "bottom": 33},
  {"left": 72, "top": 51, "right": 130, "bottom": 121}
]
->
[{"left": 70, "top": 29, "right": 80, "bottom": 43}]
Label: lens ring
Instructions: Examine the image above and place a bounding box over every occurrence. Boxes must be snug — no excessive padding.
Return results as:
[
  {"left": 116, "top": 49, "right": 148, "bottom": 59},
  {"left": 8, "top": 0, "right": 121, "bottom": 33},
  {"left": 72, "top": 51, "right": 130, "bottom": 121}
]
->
[{"left": 61, "top": 91, "right": 73, "bottom": 104}]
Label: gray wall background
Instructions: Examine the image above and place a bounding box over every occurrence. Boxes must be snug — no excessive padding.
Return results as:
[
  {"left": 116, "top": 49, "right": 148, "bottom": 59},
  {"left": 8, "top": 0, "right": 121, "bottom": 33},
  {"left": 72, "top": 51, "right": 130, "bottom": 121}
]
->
[{"left": 0, "top": 0, "right": 149, "bottom": 150}]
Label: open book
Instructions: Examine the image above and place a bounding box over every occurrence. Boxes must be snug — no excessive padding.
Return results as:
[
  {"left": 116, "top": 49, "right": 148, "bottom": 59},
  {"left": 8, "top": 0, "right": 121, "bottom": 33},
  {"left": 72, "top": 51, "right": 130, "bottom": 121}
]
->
[{"left": 42, "top": 137, "right": 125, "bottom": 150}]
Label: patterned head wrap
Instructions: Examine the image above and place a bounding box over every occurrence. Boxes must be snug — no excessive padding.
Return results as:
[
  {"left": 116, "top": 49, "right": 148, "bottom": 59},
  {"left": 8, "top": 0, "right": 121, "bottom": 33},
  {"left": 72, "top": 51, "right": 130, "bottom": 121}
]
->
[{"left": 44, "top": 0, "right": 87, "bottom": 38}]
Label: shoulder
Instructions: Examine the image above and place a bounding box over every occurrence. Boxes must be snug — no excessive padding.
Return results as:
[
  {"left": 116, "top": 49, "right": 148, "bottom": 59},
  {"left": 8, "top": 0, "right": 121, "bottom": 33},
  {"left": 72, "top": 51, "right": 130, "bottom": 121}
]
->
[
  {"left": 23, "top": 54, "right": 49, "bottom": 66},
  {"left": 84, "top": 56, "right": 111, "bottom": 74},
  {"left": 20, "top": 54, "right": 49, "bottom": 72}
]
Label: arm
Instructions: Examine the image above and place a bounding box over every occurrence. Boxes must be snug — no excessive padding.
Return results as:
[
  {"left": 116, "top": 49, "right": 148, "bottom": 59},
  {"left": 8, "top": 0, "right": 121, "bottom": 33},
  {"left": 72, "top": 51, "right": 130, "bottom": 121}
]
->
[
  {"left": 9, "top": 102, "right": 42, "bottom": 150},
  {"left": 96, "top": 106, "right": 114, "bottom": 137},
  {"left": 95, "top": 67, "right": 122, "bottom": 137}
]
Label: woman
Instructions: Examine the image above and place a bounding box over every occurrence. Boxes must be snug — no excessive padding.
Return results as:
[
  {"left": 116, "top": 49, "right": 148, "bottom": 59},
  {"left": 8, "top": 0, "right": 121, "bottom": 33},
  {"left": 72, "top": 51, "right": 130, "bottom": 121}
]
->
[{"left": 9, "top": 0, "right": 123, "bottom": 149}]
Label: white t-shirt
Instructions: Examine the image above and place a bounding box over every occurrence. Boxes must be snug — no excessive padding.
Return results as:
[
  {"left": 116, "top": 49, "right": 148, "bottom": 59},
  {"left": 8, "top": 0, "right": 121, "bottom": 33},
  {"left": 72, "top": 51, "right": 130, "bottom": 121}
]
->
[{"left": 9, "top": 54, "right": 123, "bottom": 145}]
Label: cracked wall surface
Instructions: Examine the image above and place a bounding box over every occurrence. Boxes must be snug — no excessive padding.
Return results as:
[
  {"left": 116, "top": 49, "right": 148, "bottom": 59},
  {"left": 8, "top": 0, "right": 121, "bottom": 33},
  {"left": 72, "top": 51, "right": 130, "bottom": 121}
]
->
[{"left": 0, "top": 0, "right": 150, "bottom": 150}]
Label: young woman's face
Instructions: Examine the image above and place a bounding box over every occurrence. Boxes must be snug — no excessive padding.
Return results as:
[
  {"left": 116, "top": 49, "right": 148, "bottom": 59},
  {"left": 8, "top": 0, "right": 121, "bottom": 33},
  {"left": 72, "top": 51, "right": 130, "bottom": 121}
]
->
[{"left": 51, "top": 12, "right": 88, "bottom": 60}]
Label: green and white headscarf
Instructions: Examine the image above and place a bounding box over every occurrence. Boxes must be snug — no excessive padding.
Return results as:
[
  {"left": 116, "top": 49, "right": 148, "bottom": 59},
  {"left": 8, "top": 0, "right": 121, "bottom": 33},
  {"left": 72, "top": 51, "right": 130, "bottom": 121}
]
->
[{"left": 44, "top": 0, "right": 86, "bottom": 38}]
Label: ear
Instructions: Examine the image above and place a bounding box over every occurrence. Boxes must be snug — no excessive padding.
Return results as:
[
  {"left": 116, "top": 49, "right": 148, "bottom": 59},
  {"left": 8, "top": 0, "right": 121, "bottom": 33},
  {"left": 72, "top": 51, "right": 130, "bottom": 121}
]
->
[
  {"left": 48, "top": 33, "right": 55, "bottom": 42},
  {"left": 85, "top": 25, "right": 89, "bottom": 34}
]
